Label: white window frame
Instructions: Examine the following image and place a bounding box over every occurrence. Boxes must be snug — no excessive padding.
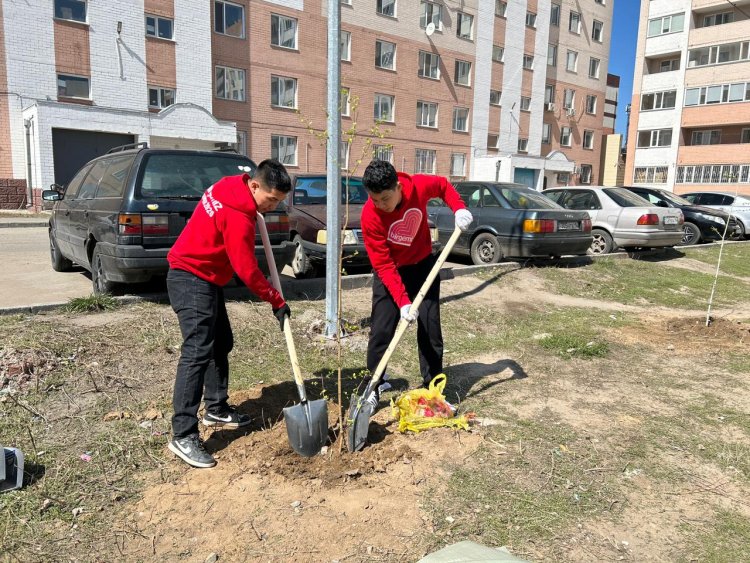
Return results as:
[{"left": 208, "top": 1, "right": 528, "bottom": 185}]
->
[
  {"left": 637, "top": 129, "right": 673, "bottom": 148},
  {"left": 641, "top": 90, "right": 676, "bottom": 111},
  {"left": 585, "top": 94, "right": 597, "bottom": 114},
  {"left": 592, "top": 20, "right": 603, "bottom": 42},
  {"left": 490, "top": 90, "right": 501, "bottom": 106},
  {"left": 518, "top": 138, "right": 529, "bottom": 153},
  {"left": 373, "top": 144, "right": 394, "bottom": 163},
  {"left": 452, "top": 107, "right": 469, "bottom": 132},
  {"left": 148, "top": 86, "right": 175, "bottom": 108},
  {"left": 548, "top": 44, "right": 558, "bottom": 67},
  {"left": 271, "top": 14, "right": 297, "bottom": 49},
  {"left": 526, "top": 11, "right": 536, "bottom": 28},
  {"left": 495, "top": 0, "right": 507, "bottom": 18},
  {"left": 215, "top": 65, "right": 245, "bottom": 101},
  {"left": 450, "top": 153, "right": 466, "bottom": 177},
  {"left": 271, "top": 135, "right": 297, "bottom": 166},
  {"left": 215, "top": 1, "right": 245, "bottom": 39},
  {"left": 374, "top": 93, "right": 395, "bottom": 122},
  {"left": 271, "top": 75, "right": 297, "bottom": 109},
  {"left": 340, "top": 141, "right": 350, "bottom": 170},
  {"left": 415, "top": 148, "right": 437, "bottom": 174},
  {"left": 550, "top": 4, "right": 560, "bottom": 26},
  {"left": 55, "top": 0, "right": 86, "bottom": 23},
  {"left": 455, "top": 60, "right": 472, "bottom": 86},
  {"left": 589, "top": 57, "right": 600, "bottom": 79},
  {"left": 567, "top": 50, "right": 578, "bottom": 72},
  {"left": 341, "top": 87, "right": 351, "bottom": 117},
  {"left": 523, "top": 54, "right": 534, "bottom": 70},
  {"left": 145, "top": 14, "right": 174, "bottom": 40},
  {"left": 703, "top": 12, "right": 734, "bottom": 27},
  {"left": 418, "top": 51, "right": 440, "bottom": 80},
  {"left": 647, "top": 13, "right": 685, "bottom": 37},
  {"left": 560, "top": 126, "right": 572, "bottom": 147},
  {"left": 340, "top": 30, "right": 351, "bottom": 61},
  {"left": 375, "top": 40, "right": 396, "bottom": 70},
  {"left": 520, "top": 96, "right": 531, "bottom": 111},
  {"left": 420, "top": 1, "right": 442, "bottom": 31},
  {"left": 563, "top": 89, "right": 575, "bottom": 110},
  {"left": 57, "top": 74, "right": 90, "bottom": 99},
  {"left": 457, "top": 12, "right": 474, "bottom": 40},
  {"left": 377, "top": 0, "right": 396, "bottom": 18},
  {"left": 542, "top": 123, "right": 551, "bottom": 144},
  {"left": 545, "top": 84, "right": 555, "bottom": 104},
  {"left": 416, "top": 100, "right": 438, "bottom": 128},
  {"left": 493, "top": 45, "right": 505, "bottom": 63},
  {"left": 579, "top": 165, "right": 592, "bottom": 184},
  {"left": 569, "top": 12, "right": 581, "bottom": 34},
  {"left": 583, "top": 130, "right": 594, "bottom": 150},
  {"left": 634, "top": 166, "right": 669, "bottom": 185}
]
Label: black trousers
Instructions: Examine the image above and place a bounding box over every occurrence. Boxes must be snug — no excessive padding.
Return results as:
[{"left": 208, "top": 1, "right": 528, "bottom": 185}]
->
[
  {"left": 167, "top": 268, "right": 234, "bottom": 439},
  {"left": 366, "top": 253, "right": 443, "bottom": 387}
]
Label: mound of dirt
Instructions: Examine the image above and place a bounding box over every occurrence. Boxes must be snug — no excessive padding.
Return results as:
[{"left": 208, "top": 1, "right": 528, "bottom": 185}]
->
[{"left": 665, "top": 317, "right": 750, "bottom": 342}]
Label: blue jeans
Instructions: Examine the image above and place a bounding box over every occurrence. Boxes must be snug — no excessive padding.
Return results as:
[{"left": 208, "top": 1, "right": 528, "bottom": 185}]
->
[{"left": 167, "top": 268, "right": 233, "bottom": 438}]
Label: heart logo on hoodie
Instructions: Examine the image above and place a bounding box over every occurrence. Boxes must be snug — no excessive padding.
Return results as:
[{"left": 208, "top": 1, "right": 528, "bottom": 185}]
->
[{"left": 388, "top": 208, "right": 423, "bottom": 246}]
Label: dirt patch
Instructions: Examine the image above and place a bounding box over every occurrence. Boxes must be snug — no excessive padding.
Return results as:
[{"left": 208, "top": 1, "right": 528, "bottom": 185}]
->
[{"left": 0, "top": 347, "right": 60, "bottom": 393}]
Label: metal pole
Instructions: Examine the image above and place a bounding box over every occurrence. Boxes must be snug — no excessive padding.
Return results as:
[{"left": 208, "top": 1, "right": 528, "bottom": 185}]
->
[{"left": 325, "top": 0, "right": 341, "bottom": 338}]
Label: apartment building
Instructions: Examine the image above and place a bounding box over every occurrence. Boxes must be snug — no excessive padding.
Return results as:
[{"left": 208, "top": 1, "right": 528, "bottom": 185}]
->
[
  {"left": 626, "top": 0, "right": 750, "bottom": 196},
  {"left": 0, "top": 0, "right": 613, "bottom": 208}
]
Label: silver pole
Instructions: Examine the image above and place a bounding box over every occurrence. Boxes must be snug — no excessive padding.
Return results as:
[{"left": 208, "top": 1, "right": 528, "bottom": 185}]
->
[{"left": 325, "top": 0, "right": 341, "bottom": 338}]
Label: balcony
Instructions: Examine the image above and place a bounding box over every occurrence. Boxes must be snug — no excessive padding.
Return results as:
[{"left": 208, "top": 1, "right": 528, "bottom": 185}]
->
[
  {"left": 682, "top": 104, "right": 750, "bottom": 127},
  {"left": 691, "top": 0, "right": 750, "bottom": 11},
  {"left": 689, "top": 20, "right": 750, "bottom": 48},
  {"left": 678, "top": 143, "right": 750, "bottom": 165}
]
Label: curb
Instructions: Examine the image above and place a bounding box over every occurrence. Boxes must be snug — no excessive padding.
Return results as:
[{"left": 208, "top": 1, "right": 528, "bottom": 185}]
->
[{"left": 0, "top": 221, "right": 48, "bottom": 228}]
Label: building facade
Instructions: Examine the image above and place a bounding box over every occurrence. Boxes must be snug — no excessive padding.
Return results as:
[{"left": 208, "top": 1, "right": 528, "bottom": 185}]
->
[
  {"left": 626, "top": 0, "right": 750, "bottom": 196},
  {"left": 0, "top": 0, "right": 614, "bottom": 208}
]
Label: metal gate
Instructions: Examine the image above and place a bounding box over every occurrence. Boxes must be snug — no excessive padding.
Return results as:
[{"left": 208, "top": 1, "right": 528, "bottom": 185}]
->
[{"left": 52, "top": 129, "right": 135, "bottom": 187}]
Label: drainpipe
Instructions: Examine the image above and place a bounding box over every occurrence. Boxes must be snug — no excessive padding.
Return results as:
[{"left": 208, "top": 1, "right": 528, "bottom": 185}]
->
[
  {"left": 495, "top": 159, "right": 501, "bottom": 182},
  {"left": 23, "top": 119, "right": 33, "bottom": 208}
]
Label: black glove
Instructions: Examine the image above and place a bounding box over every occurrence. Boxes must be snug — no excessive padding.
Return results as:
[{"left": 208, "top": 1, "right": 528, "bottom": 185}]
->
[{"left": 272, "top": 303, "right": 291, "bottom": 331}]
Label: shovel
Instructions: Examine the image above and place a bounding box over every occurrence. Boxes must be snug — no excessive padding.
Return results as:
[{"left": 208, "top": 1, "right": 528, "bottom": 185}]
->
[
  {"left": 347, "top": 225, "right": 463, "bottom": 452},
  {"left": 257, "top": 213, "right": 328, "bottom": 457}
]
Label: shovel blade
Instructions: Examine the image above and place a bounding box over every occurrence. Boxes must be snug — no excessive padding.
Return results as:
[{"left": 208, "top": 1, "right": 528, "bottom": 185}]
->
[
  {"left": 346, "top": 392, "right": 374, "bottom": 452},
  {"left": 283, "top": 399, "right": 328, "bottom": 457}
]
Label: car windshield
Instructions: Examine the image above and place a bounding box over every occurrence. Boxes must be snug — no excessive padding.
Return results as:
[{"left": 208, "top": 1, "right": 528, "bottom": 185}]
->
[
  {"left": 603, "top": 188, "right": 651, "bottom": 207},
  {"left": 137, "top": 153, "right": 256, "bottom": 198},
  {"left": 658, "top": 190, "right": 692, "bottom": 206},
  {"left": 498, "top": 187, "right": 560, "bottom": 209},
  {"left": 293, "top": 177, "right": 367, "bottom": 205}
]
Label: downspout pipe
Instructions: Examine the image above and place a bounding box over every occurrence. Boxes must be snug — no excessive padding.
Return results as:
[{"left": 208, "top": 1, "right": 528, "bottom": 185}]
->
[{"left": 23, "top": 119, "right": 33, "bottom": 208}]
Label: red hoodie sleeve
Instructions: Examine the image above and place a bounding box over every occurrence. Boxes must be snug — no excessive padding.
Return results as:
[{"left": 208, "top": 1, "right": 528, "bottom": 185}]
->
[
  {"left": 362, "top": 215, "right": 410, "bottom": 308},
  {"left": 418, "top": 175, "right": 467, "bottom": 213},
  {"left": 220, "top": 212, "right": 285, "bottom": 310}
]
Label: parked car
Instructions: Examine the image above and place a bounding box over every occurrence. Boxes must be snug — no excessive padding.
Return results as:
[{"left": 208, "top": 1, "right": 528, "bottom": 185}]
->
[
  {"left": 543, "top": 186, "right": 684, "bottom": 254},
  {"left": 427, "top": 182, "right": 593, "bottom": 264},
  {"left": 42, "top": 144, "right": 295, "bottom": 294},
  {"left": 681, "top": 191, "right": 750, "bottom": 239},
  {"left": 287, "top": 174, "right": 441, "bottom": 278},
  {"left": 621, "top": 186, "right": 743, "bottom": 245}
]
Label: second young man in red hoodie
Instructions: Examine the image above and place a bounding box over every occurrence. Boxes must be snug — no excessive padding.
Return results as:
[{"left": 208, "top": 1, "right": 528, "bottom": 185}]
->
[
  {"left": 359, "top": 160, "right": 473, "bottom": 409},
  {"left": 166, "top": 159, "right": 292, "bottom": 468}
]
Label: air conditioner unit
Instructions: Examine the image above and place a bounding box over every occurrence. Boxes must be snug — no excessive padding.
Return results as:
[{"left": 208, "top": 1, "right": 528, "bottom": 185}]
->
[
  {"left": 545, "top": 102, "right": 555, "bottom": 111},
  {"left": 566, "top": 107, "right": 576, "bottom": 117}
]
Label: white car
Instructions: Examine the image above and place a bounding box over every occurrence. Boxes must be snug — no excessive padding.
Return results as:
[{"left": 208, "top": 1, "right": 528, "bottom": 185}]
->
[
  {"left": 542, "top": 186, "right": 684, "bottom": 254},
  {"left": 681, "top": 191, "right": 750, "bottom": 239}
]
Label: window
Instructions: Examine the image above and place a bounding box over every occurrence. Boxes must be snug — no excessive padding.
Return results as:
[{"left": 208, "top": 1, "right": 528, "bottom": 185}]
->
[
  {"left": 641, "top": 90, "right": 676, "bottom": 110},
  {"left": 579, "top": 165, "right": 592, "bottom": 184},
  {"left": 592, "top": 20, "right": 603, "bottom": 42},
  {"left": 561, "top": 126, "right": 571, "bottom": 147},
  {"left": 583, "top": 130, "right": 594, "bottom": 149},
  {"left": 493, "top": 45, "right": 504, "bottom": 63},
  {"left": 145, "top": 15, "right": 173, "bottom": 39},
  {"left": 215, "top": 66, "right": 245, "bottom": 101},
  {"left": 416, "top": 101, "right": 438, "bottom": 128},
  {"left": 420, "top": 2, "right": 442, "bottom": 30},
  {"left": 586, "top": 94, "right": 597, "bottom": 114},
  {"left": 658, "top": 59, "right": 680, "bottom": 73},
  {"left": 340, "top": 141, "right": 350, "bottom": 170},
  {"left": 457, "top": 12, "right": 474, "bottom": 39},
  {"left": 520, "top": 96, "right": 531, "bottom": 111},
  {"left": 455, "top": 60, "right": 472, "bottom": 86},
  {"left": 526, "top": 11, "right": 536, "bottom": 28},
  {"left": 375, "top": 40, "right": 396, "bottom": 70},
  {"left": 569, "top": 12, "right": 581, "bottom": 34},
  {"left": 691, "top": 130, "right": 721, "bottom": 145},
  {"left": 271, "top": 75, "right": 297, "bottom": 109},
  {"left": 637, "top": 129, "right": 672, "bottom": 148},
  {"left": 703, "top": 12, "right": 734, "bottom": 27},
  {"left": 450, "top": 153, "right": 466, "bottom": 177},
  {"left": 589, "top": 57, "right": 600, "bottom": 79},
  {"left": 340, "top": 30, "right": 351, "bottom": 61},
  {"left": 453, "top": 107, "right": 469, "bottom": 132},
  {"left": 377, "top": 0, "right": 396, "bottom": 17},
  {"left": 271, "top": 135, "right": 297, "bottom": 166},
  {"left": 374, "top": 93, "right": 394, "bottom": 122},
  {"left": 55, "top": 0, "right": 86, "bottom": 22},
  {"left": 215, "top": 1, "right": 245, "bottom": 38},
  {"left": 341, "top": 87, "right": 351, "bottom": 117},
  {"left": 419, "top": 51, "right": 440, "bottom": 79},
  {"left": 688, "top": 41, "right": 750, "bottom": 68},
  {"left": 149, "top": 86, "right": 175, "bottom": 108},
  {"left": 563, "top": 89, "right": 575, "bottom": 110},
  {"left": 542, "top": 123, "right": 551, "bottom": 144},
  {"left": 523, "top": 55, "right": 534, "bottom": 70},
  {"left": 743, "top": 129, "right": 750, "bottom": 144},
  {"left": 595, "top": 0, "right": 605, "bottom": 4},
  {"left": 373, "top": 145, "right": 393, "bottom": 163},
  {"left": 236, "top": 131, "right": 248, "bottom": 156},
  {"left": 548, "top": 44, "right": 558, "bottom": 67},
  {"left": 271, "top": 14, "right": 297, "bottom": 48},
  {"left": 633, "top": 166, "right": 668, "bottom": 184},
  {"left": 545, "top": 84, "right": 555, "bottom": 104},
  {"left": 415, "top": 149, "right": 436, "bottom": 174},
  {"left": 518, "top": 138, "right": 529, "bottom": 153},
  {"left": 566, "top": 51, "right": 578, "bottom": 72},
  {"left": 647, "top": 13, "right": 684, "bottom": 37},
  {"left": 550, "top": 4, "right": 560, "bottom": 26},
  {"left": 96, "top": 155, "right": 132, "bottom": 198},
  {"left": 495, "top": 1, "right": 507, "bottom": 18},
  {"left": 490, "top": 90, "right": 501, "bottom": 106},
  {"left": 57, "top": 74, "right": 90, "bottom": 99}
]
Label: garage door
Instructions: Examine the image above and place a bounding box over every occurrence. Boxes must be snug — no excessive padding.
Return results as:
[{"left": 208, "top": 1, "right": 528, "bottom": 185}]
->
[{"left": 52, "top": 129, "right": 135, "bottom": 187}]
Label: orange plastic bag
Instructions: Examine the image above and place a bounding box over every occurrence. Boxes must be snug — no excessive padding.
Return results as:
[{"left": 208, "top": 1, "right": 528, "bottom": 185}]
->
[{"left": 390, "top": 374, "right": 473, "bottom": 433}]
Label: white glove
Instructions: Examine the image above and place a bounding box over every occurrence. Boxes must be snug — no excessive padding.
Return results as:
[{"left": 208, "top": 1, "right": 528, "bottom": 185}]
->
[
  {"left": 400, "top": 304, "right": 418, "bottom": 323},
  {"left": 455, "top": 208, "right": 473, "bottom": 232}
]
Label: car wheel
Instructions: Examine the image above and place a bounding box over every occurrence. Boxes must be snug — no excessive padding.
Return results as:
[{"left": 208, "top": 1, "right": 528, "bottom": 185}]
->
[
  {"left": 49, "top": 229, "right": 73, "bottom": 272},
  {"left": 291, "top": 235, "right": 317, "bottom": 278},
  {"left": 470, "top": 233, "right": 502, "bottom": 265},
  {"left": 738, "top": 220, "right": 748, "bottom": 239},
  {"left": 587, "top": 229, "right": 614, "bottom": 255},
  {"left": 679, "top": 222, "right": 701, "bottom": 246},
  {"left": 91, "top": 246, "right": 118, "bottom": 295}
]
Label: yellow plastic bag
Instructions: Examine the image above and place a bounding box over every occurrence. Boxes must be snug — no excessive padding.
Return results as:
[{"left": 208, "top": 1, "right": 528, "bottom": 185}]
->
[{"left": 391, "top": 374, "right": 473, "bottom": 433}]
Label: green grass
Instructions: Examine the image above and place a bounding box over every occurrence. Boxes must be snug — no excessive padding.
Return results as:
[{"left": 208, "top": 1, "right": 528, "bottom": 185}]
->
[
  {"left": 682, "top": 243, "right": 750, "bottom": 278},
  {"left": 537, "top": 333, "right": 609, "bottom": 359},
  {"left": 679, "top": 511, "right": 750, "bottom": 563},
  {"left": 63, "top": 294, "right": 120, "bottom": 313}
]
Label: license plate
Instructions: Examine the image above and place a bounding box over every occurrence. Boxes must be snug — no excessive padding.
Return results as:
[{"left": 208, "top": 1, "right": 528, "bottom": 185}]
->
[
  {"left": 557, "top": 221, "right": 579, "bottom": 231},
  {"left": 664, "top": 216, "right": 678, "bottom": 225}
]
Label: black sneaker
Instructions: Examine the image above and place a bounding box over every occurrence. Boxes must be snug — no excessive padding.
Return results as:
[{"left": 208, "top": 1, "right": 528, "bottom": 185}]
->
[
  {"left": 202, "top": 406, "right": 252, "bottom": 429},
  {"left": 168, "top": 435, "right": 216, "bottom": 468}
]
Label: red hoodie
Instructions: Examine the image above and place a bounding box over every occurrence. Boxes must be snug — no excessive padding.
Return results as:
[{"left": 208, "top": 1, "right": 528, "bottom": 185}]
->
[
  {"left": 168, "top": 174, "right": 285, "bottom": 310},
  {"left": 361, "top": 172, "right": 466, "bottom": 308}
]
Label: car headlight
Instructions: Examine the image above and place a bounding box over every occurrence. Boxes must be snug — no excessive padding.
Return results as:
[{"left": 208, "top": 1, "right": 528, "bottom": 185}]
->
[
  {"left": 698, "top": 213, "right": 725, "bottom": 225},
  {"left": 316, "top": 229, "right": 359, "bottom": 245}
]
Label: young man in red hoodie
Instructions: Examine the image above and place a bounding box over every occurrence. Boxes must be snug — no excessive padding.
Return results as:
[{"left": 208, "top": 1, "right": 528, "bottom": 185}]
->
[
  {"left": 166, "top": 159, "right": 292, "bottom": 468},
  {"left": 359, "top": 160, "right": 473, "bottom": 409}
]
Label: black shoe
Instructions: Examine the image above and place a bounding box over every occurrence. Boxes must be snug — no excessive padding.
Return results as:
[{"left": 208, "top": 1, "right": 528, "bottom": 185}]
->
[
  {"left": 168, "top": 435, "right": 216, "bottom": 468},
  {"left": 202, "top": 406, "right": 252, "bottom": 429}
]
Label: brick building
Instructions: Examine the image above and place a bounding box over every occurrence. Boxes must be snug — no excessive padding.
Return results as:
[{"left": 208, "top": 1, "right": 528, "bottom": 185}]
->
[{"left": 0, "top": 0, "right": 614, "bottom": 208}]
